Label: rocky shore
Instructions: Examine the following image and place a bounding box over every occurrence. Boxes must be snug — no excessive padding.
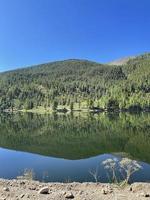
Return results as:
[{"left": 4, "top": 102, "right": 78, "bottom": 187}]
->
[{"left": 0, "top": 179, "right": 150, "bottom": 200}]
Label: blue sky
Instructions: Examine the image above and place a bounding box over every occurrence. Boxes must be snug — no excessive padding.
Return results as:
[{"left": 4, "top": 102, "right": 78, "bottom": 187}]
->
[{"left": 0, "top": 0, "right": 150, "bottom": 71}]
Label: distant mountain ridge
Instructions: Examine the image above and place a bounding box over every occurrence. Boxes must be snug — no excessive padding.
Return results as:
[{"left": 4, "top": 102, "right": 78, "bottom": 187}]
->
[
  {"left": 108, "top": 56, "right": 135, "bottom": 66},
  {"left": 107, "top": 53, "right": 150, "bottom": 66}
]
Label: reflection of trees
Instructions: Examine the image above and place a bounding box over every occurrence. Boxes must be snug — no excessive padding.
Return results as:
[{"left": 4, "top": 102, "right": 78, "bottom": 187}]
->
[{"left": 0, "top": 113, "right": 149, "bottom": 162}]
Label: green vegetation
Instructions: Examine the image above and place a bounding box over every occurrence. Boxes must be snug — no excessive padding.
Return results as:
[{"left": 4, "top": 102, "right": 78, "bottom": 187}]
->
[
  {"left": 0, "top": 53, "right": 149, "bottom": 112},
  {"left": 0, "top": 112, "right": 149, "bottom": 162}
]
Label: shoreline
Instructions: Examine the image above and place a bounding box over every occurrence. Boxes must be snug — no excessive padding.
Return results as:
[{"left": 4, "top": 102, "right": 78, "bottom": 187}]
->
[
  {"left": 0, "top": 179, "right": 150, "bottom": 199},
  {"left": 1, "top": 107, "right": 150, "bottom": 115}
]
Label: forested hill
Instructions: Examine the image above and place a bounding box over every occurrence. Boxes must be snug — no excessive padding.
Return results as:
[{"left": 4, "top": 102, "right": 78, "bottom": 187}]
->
[{"left": 0, "top": 53, "right": 150, "bottom": 112}]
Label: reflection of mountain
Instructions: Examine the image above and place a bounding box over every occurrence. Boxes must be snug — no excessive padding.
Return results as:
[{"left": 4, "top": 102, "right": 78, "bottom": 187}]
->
[{"left": 0, "top": 113, "right": 150, "bottom": 162}]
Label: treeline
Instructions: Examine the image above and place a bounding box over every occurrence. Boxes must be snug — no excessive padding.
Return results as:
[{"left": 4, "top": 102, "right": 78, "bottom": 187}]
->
[{"left": 0, "top": 53, "right": 150, "bottom": 112}]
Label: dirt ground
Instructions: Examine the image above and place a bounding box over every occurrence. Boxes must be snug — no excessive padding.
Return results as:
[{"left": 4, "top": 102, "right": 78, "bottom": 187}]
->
[{"left": 0, "top": 179, "right": 150, "bottom": 200}]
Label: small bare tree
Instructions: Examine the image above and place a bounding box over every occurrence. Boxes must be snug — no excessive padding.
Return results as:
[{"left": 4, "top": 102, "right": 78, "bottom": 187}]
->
[
  {"left": 102, "top": 158, "right": 118, "bottom": 183},
  {"left": 89, "top": 166, "right": 100, "bottom": 183},
  {"left": 102, "top": 157, "right": 142, "bottom": 185},
  {"left": 119, "top": 158, "right": 142, "bottom": 184},
  {"left": 17, "top": 169, "right": 35, "bottom": 180}
]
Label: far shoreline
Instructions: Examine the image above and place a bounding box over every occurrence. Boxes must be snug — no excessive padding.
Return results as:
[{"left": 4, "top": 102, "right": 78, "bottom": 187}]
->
[{"left": 1, "top": 106, "right": 150, "bottom": 115}]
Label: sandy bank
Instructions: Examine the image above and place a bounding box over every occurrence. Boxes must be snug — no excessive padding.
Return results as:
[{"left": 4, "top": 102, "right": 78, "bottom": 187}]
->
[{"left": 0, "top": 179, "right": 150, "bottom": 200}]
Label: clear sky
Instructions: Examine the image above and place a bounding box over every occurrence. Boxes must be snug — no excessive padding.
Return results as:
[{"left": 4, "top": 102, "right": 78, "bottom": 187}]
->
[{"left": 0, "top": 0, "right": 150, "bottom": 71}]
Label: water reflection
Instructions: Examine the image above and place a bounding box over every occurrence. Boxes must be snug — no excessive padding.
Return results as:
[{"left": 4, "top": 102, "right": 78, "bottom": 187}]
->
[{"left": 0, "top": 112, "right": 149, "bottom": 182}]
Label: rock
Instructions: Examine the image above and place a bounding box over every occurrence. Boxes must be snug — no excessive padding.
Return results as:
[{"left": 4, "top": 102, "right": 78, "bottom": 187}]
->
[
  {"left": 38, "top": 186, "right": 49, "bottom": 194},
  {"left": 102, "top": 189, "right": 108, "bottom": 195},
  {"left": 20, "top": 181, "right": 25, "bottom": 185},
  {"left": 3, "top": 187, "right": 9, "bottom": 192},
  {"left": 65, "top": 192, "right": 74, "bottom": 199},
  {"left": 145, "top": 194, "right": 150, "bottom": 197},
  {"left": 66, "top": 186, "right": 72, "bottom": 190},
  {"left": 29, "top": 186, "right": 36, "bottom": 190},
  {"left": 78, "top": 191, "right": 83, "bottom": 195},
  {"left": 20, "top": 194, "right": 25, "bottom": 198},
  {"left": 102, "top": 186, "right": 113, "bottom": 195},
  {"left": 139, "top": 192, "right": 150, "bottom": 197},
  {"left": 62, "top": 191, "right": 66, "bottom": 195},
  {"left": 144, "top": 193, "right": 150, "bottom": 197}
]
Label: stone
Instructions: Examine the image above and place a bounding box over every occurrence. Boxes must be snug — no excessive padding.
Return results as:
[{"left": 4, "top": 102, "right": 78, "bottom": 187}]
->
[
  {"left": 38, "top": 186, "right": 49, "bottom": 194},
  {"left": 3, "top": 187, "right": 9, "bottom": 192},
  {"left": 20, "top": 181, "right": 25, "bottom": 185},
  {"left": 65, "top": 192, "right": 74, "bottom": 199},
  {"left": 145, "top": 193, "right": 150, "bottom": 197},
  {"left": 20, "top": 194, "right": 25, "bottom": 198},
  {"left": 102, "top": 189, "right": 108, "bottom": 195},
  {"left": 139, "top": 192, "right": 150, "bottom": 197},
  {"left": 78, "top": 191, "right": 83, "bottom": 195},
  {"left": 66, "top": 186, "right": 72, "bottom": 190},
  {"left": 62, "top": 191, "right": 66, "bottom": 195},
  {"left": 29, "top": 186, "right": 36, "bottom": 190},
  {"left": 102, "top": 185, "right": 113, "bottom": 195}
]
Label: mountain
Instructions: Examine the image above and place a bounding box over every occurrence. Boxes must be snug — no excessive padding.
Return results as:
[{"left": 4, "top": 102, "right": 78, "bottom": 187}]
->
[
  {"left": 0, "top": 53, "right": 149, "bottom": 112},
  {"left": 108, "top": 56, "right": 135, "bottom": 66}
]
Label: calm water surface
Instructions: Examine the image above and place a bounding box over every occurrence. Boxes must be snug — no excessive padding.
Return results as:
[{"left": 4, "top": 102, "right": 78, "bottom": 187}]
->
[{"left": 0, "top": 112, "right": 150, "bottom": 182}]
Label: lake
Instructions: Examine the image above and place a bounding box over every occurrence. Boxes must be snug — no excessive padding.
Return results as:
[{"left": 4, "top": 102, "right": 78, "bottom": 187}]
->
[{"left": 0, "top": 112, "right": 150, "bottom": 183}]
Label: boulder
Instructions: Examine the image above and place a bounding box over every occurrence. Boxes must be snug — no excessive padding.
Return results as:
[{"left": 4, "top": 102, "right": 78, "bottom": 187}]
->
[
  {"left": 65, "top": 192, "right": 74, "bottom": 199},
  {"left": 38, "top": 186, "right": 49, "bottom": 194}
]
